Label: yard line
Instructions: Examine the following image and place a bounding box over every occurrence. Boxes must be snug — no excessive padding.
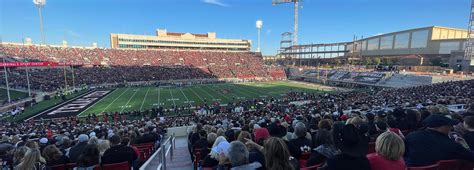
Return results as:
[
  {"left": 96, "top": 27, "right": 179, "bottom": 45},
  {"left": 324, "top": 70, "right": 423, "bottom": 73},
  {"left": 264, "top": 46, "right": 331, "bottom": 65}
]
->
[
  {"left": 179, "top": 88, "right": 190, "bottom": 104},
  {"left": 79, "top": 89, "right": 115, "bottom": 116},
  {"left": 120, "top": 88, "right": 140, "bottom": 113},
  {"left": 231, "top": 84, "right": 262, "bottom": 96},
  {"left": 139, "top": 87, "right": 151, "bottom": 111},
  {"left": 195, "top": 85, "right": 215, "bottom": 99},
  {"left": 157, "top": 87, "right": 161, "bottom": 106},
  {"left": 189, "top": 87, "right": 205, "bottom": 102},
  {"left": 203, "top": 85, "right": 231, "bottom": 101},
  {"left": 102, "top": 88, "right": 130, "bottom": 113},
  {"left": 169, "top": 87, "right": 176, "bottom": 106},
  {"left": 228, "top": 84, "right": 253, "bottom": 98}
]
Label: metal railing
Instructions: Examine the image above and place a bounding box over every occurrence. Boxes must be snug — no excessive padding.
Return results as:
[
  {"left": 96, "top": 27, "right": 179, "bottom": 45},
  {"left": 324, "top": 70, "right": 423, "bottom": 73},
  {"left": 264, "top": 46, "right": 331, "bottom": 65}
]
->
[{"left": 139, "top": 133, "right": 176, "bottom": 170}]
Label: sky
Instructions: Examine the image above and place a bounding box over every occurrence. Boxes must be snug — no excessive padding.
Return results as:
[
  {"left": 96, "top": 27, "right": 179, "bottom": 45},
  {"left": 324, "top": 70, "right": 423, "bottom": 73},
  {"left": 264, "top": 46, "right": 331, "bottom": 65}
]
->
[{"left": 0, "top": 0, "right": 471, "bottom": 55}]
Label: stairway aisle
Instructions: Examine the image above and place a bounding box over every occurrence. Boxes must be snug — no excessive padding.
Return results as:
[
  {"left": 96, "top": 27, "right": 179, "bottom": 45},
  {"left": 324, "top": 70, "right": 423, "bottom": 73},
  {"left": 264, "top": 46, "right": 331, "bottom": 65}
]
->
[{"left": 166, "top": 137, "right": 193, "bottom": 170}]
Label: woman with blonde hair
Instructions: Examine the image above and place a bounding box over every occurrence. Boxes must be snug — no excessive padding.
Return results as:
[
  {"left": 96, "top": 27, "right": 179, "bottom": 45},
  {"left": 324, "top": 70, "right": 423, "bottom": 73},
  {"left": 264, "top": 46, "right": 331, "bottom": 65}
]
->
[
  {"left": 202, "top": 136, "right": 230, "bottom": 168},
  {"left": 15, "top": 148, "right": 46, "bottom": 170},
  {"left": 367, "top": 131, "right": 406, "bottom": 170},
  {"left": 13, "top": 146, "right": 28, "bottom": 166},
  {"left": 97, "top": 140, "right": 110, "bottom": 157}
]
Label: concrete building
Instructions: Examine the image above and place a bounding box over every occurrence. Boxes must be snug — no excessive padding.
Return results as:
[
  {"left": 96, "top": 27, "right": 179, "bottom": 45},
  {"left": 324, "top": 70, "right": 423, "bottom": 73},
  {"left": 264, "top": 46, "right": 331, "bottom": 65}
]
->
[
  {"left": 110, "top": 29, "right": 251, "bottom": 51},
  {"left": 277, "top": 26, "right": 472, "bottom": 71}
]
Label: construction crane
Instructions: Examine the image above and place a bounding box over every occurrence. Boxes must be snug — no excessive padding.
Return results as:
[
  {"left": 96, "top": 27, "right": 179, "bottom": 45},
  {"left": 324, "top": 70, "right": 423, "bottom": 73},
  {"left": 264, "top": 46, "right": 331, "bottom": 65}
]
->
[
  {"left": 272, "top": 0, "right": 301, "bottom": 46},
  {"left": 464, "top": 0, "right": 474, "bottom": 70}
]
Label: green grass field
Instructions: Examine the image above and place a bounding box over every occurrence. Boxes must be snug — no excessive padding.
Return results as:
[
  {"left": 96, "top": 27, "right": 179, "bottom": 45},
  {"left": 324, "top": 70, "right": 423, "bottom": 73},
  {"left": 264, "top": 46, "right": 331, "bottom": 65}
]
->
[
  {"left": 80, "top": 81, "right": 327, "bottom": 116},
  {"left": 0, "top": 88, "right": 29, "bottom": 103}
]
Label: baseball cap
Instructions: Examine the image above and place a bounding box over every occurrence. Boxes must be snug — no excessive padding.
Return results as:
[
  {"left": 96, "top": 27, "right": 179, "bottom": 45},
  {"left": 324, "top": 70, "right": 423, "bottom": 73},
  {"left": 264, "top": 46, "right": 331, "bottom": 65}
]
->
[
  {"left": 78, "top": 134, "right": 89, "bottom": 143},
  {"left": 39, "top": 138, "right": 48, "bottom": 144}
]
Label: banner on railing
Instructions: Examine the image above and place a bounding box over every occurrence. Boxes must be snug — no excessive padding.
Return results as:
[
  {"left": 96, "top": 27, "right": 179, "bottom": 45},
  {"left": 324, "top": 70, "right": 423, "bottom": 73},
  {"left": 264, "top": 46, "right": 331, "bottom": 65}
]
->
[
  {"left": 0, "top": 62, "right": 93, "bottom": 67},
  {"left": 0, "top": 62, "right": 58, "bottom": 67}
]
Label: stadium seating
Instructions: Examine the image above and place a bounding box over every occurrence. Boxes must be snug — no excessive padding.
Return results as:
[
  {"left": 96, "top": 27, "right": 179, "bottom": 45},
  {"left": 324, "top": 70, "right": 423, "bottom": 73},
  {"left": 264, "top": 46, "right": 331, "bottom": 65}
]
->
[
  {"left": 438, "top": 159, "right": 462, "bottom": 170},
  {"left": 407, "top": 163, "right": 440, "bottom": 170},
  {"left": 301, "top": 163, "right": 321, "bottom": 170},
  {"left": 101, "top": 161, "right": 129, "bottom": 170},
  {"left": 0, "top": 44, "right": 286, "bottom": 92}
]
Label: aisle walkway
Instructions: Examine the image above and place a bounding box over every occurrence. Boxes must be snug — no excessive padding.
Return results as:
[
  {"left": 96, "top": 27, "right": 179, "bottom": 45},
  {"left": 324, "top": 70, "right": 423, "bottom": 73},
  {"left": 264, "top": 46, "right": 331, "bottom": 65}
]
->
[{"left": 165, "top": 137, "right": 193, "bottom": 170}]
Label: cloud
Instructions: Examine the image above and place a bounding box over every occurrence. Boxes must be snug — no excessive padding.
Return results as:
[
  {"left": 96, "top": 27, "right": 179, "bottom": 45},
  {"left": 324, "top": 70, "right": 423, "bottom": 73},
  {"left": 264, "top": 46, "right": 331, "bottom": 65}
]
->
[{"left": 202, "top": 0, "right": 229, "bottom": 7}]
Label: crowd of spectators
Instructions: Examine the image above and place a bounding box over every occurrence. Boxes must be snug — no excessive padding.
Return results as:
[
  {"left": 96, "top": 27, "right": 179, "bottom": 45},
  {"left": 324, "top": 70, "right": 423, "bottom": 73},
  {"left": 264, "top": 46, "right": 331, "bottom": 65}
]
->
[
  {"left": 0, "top": 79, "right": 472, "bottom": 169},
  {"left": 0, "top": 117, "right": 164, "bottom": 169},
  {"left": 0, "top": 44, "right": 286, "bottom": 91},
  {"left": 2, "top": 45, "right": 474, "bottom": 170},
  {"left": 0, "top": 66, "right": 215, "bottom": 92},
  {"left": 180, "top": 79, "right": 474, "bottom": 170}
]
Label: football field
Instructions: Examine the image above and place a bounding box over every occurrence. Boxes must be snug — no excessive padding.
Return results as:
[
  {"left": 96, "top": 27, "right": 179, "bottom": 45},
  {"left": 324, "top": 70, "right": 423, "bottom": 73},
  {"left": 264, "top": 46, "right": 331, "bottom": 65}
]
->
[{"left": 79, "top": 81, "right": 328, "bottom": 116}]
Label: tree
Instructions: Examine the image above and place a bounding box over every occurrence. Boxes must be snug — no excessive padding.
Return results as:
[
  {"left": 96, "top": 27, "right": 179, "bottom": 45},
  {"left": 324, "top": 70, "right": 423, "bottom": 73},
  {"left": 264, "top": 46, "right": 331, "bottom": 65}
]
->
[
  {"left": 373, "top": 57, "right": 381, "bottom": 65},
  {"left": 364, "top": 57, "right": 372, "bottom": 66}
]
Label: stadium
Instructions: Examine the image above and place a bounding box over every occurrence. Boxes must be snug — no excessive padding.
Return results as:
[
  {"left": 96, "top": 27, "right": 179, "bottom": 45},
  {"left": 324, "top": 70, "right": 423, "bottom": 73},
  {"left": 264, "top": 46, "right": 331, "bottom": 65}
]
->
[{"left": 0, "top": 0, "right": 474, "bottom": 170}]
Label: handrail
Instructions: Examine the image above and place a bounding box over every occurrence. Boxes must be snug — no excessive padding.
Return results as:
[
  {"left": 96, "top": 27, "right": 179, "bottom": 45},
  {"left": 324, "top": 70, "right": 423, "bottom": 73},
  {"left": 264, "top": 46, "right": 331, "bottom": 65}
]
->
[{"left": 139, "top": 132, "right": 176, "bottom": 170}]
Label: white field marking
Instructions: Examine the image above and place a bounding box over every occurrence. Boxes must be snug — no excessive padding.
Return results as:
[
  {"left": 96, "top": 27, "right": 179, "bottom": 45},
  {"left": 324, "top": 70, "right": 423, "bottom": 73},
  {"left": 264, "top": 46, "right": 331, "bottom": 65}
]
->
[
  {"left": 228, "top": 84, "right": 253, "bottom": 99},
  {"left": 139, "top": 87, "right": 151, "bottom": 111},
  {"left": 189, "top": 87, "right": 205, "bottom": 103},
  {"left": 169, "top": 87, "right": 176, "bottom": 106},
  {"left": 79, "top": 90, "right": 115, "bottom": 116},
  {"left": 157, "top": 87, "right": 161, "bottom": 107},
  {"left": 101, "top": 88, "right": 130, "bottom": 113},
  {"left": 120, "top": 88, "right": 139, "bottom": 113},
  {"left": 179, "top": 88, "right": 190, "bottom": 104},
  {"left": 204, "top": 85, "right": 230, "bottom": 101},
  {"left": 195, "top": 85, "right": 216, "bottom": 100},
  {"left": 230, "top": 84, "right": 261, "bottom": 97}
]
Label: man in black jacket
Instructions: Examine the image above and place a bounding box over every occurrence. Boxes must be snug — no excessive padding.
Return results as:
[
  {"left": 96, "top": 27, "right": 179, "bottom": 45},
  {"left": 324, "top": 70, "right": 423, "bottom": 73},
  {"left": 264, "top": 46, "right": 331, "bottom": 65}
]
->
[
  {"left": 404, "top": 114, "right": 474, "bottom": 166},
  {"left": 67, "top": 134, "right": 89, "bottom": 163},
  {"left": 102, "top": 135, "right": 138, "bottom": 165}
]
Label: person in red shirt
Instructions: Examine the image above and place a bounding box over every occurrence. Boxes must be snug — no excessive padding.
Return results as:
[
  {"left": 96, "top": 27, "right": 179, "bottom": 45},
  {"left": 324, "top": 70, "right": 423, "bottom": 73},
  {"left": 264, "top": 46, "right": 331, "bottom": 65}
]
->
[{"left": 367, "top": 131, "right": 406, "bottom": 170}]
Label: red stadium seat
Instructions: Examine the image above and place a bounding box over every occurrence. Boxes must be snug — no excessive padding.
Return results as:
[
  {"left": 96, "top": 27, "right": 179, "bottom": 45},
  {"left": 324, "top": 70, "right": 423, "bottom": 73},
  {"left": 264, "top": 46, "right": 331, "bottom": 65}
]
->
[
  {"left": 300, "top": 152, "right": 311, "bottom": 160},
  {"left": 438, "top": 159, "right": 461, "bottom": 170},
  {"left": 301, "top": 163, "right": 321, "bottom": 170},
  {"left": 299, "top": 159, "right": 308, "bottom": 168},
  {"left": 407, "top": 163, "right": 440, "bottom": 170},
  {"left": 102, "top": 161, "right": 129, "bottom": 170}
]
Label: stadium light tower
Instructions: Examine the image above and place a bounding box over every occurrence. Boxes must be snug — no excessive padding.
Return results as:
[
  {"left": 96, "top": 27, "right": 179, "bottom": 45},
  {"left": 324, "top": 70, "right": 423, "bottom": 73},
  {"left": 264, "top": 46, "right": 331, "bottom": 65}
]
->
[
  {"left": 273, "top": 0, "right": 300, "bottom": 46},
  {"left": 464, "top": 0, "right": 474, "bottom": 70},
  {"left": 33, "top": 0, "right": 46, "bottom": 45},
  {"left": 256, "top": 20, "right": 263, "bottom": 52}
]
